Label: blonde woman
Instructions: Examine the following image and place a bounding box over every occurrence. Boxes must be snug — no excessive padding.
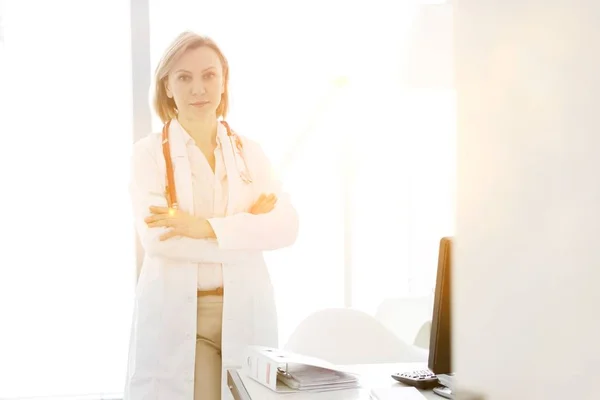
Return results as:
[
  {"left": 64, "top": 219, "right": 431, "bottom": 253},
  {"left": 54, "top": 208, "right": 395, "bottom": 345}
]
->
[{"left": 124, "top": 32, "right": 299, "bottom": 400}]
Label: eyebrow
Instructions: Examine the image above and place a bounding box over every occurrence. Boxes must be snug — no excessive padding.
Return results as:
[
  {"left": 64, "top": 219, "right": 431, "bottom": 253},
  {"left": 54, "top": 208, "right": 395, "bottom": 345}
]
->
[{"left": 174, "top": 66, "right": 217, "bottom": 74}]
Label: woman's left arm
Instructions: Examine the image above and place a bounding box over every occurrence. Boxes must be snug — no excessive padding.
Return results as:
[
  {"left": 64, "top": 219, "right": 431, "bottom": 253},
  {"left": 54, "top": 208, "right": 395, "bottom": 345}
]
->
[{"left": 207, "top": 140, "right": 299, "bottom": 251}]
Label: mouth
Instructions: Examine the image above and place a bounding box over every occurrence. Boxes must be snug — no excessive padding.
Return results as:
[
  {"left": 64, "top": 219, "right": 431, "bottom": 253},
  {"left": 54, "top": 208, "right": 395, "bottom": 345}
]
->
[{"left": 191, "top": 101, "right": 209, "bottom": 108}]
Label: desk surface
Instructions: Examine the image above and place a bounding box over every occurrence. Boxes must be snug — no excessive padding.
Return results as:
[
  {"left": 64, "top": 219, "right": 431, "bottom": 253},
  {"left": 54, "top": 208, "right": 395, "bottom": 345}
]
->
[{"left": 227, "top": 362, "right": 441, "bottom": 400}]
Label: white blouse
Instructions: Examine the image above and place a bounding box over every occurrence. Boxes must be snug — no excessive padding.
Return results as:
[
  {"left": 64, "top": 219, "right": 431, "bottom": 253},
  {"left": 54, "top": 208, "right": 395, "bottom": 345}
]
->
[{"left": 180, "top": 121, "right": 227, "bottom": 290}]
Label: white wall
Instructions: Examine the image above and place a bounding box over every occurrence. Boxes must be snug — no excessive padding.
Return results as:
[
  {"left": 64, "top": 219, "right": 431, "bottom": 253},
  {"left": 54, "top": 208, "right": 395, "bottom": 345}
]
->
[
  {"left": 454, "top": 1, "right": 600, "bottom": 399},
  {"left": 0, "top": 2, "right": 135, "bottom": 397}
]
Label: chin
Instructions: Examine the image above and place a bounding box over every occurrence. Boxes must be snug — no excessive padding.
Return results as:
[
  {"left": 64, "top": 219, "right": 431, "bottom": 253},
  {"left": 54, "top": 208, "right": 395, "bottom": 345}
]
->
[{"left": 190, "top": 106, "right": 217, "bottom": 116}]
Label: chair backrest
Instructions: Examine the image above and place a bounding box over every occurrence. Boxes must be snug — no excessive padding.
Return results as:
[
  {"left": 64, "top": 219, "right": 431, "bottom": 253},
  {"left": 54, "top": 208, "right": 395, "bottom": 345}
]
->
[
  {"left": 283, "top": 308, "right": 428, "bottom": 365},
  {"left": 374, "top": 295, "right": 434, "bottom": 348},
  {"left": 414, "top": 320, "right": 432, "bottom": 349}
]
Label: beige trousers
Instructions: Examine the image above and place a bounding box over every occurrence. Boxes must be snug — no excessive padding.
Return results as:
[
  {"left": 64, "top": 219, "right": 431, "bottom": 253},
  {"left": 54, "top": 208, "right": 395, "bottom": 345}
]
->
[{"left": 194, "top": 295, "right": 224, "bottom": 400}]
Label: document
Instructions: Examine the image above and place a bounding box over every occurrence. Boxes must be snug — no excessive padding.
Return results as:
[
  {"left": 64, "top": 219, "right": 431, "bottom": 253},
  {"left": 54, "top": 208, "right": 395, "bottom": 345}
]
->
[
  {"left": 239, "top": 371, "right": 375, "bottom": 400},
  {"left": 277, "top": 363, "right": 360, "bottom": 391}
]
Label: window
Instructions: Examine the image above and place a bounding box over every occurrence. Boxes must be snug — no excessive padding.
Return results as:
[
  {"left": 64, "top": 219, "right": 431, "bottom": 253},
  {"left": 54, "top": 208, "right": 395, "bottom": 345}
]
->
[
  {"left": 149, "top": 0, "right": 353, "bottom": 344},
  {"left": 148, "top": 0, "right": 455, "bottom": 345},
  {"left": 350, "top": 89, "right": 456, "bottom": 314}
]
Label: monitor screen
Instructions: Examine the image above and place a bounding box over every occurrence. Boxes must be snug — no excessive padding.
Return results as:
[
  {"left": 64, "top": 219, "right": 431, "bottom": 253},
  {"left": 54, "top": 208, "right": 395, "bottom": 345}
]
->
[{"left": 428, "top": 236, "right": 453, "bottom": 374}]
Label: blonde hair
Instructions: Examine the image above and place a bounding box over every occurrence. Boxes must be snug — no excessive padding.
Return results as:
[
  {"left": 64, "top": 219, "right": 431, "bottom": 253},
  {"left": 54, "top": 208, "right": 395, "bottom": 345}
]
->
[{"left": 153, "top": 31, "right": 230, "bottom": 123}]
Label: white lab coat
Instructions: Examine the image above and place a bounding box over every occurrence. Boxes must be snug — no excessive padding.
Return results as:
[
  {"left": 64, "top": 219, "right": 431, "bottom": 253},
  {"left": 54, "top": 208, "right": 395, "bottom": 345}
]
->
[{"left": 124, "top": 120, "right": 299, "bottom": 400}]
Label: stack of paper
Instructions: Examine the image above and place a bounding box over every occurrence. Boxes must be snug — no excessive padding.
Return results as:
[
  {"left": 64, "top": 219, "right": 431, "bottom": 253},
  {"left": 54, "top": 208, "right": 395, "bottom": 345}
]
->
[
  {"left": 243, "top": 346, "right": 363, "bottom": 394},
  {"left": 277, "top": 363, "right": 360, "bottom": 391},
  {"left": 238, "top": 371, "right": 374, "bottom": 400}
]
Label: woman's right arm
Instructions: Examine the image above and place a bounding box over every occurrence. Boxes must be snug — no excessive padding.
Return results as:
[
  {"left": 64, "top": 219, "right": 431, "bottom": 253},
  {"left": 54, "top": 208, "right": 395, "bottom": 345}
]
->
[{"left": 129, "top": 138, "right": 255, "bottom": 264}]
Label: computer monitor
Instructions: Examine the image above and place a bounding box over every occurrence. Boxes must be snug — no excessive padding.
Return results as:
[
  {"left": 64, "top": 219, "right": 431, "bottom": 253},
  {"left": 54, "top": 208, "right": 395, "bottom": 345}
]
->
[{"left": 428, "top": 236, "right": 452, "bottom": 375}]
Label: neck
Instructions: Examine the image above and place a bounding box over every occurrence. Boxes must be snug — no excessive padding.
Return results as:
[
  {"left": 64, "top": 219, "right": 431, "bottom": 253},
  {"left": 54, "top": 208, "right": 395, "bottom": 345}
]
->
[{"left": 177, "top": 114, "right": 218, "bottom": 145}]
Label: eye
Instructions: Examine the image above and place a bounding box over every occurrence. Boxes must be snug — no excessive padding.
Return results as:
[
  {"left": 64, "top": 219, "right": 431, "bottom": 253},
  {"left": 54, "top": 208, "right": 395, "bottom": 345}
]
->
[
  {"left": 203, "top": 71, "right": 216, "bottom": 80},
  {"left": 178, "top": 75, "right": 191, "bottom": 82}
]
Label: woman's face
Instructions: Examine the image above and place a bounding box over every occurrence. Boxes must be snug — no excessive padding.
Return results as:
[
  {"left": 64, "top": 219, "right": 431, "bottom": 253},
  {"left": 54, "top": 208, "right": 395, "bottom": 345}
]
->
[{"left": 165, "top": 46, "right": 224, "bottom": 120}]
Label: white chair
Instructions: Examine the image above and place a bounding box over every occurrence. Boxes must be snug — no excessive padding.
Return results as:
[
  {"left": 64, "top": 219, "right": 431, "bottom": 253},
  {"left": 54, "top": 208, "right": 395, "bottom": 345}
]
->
[
  {"left": 374, "top": 295, "right": 434, "bottom": 349},
  {"left": 283, "top": 308, "right": 428, "bottom": 365},
  {"left": 413, "top": 320, "right": 432, "bottom": 349}
]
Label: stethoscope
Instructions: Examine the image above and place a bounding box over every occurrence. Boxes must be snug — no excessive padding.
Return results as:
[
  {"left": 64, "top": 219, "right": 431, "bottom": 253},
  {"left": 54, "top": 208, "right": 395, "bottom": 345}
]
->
[{"left": 161, "top": 119, "right": 252, "bottom": 210}]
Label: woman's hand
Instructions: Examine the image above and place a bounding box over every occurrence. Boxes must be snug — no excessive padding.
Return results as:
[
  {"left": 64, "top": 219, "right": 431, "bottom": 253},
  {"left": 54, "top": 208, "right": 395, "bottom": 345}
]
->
[
  {"left": 146, "top": 193, "right": 276, "bottom": 241},
  {"left": 145, "top": 207, "right": 215, "bottom": 241},
  {"left": 250, "top": 193, "right": 277, "bottom": 215}
]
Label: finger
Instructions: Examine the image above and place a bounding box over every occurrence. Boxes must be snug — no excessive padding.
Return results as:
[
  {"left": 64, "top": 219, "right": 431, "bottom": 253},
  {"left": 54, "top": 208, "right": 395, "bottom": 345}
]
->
[
  {"left": 250, "top": 193, "right": 278, "bottom": 214},
  {"left": 145, "top": 214, "right": 171, "bottom": 223},
  {"left": 257, "top": 201, "right": 275, "bottom": 212},
  {"left": 249, "top": 204, "right": 262, "bottom": 214},
  {"left": 253, "top": 194, "right": 266, "bottom": 205},
  {"left": 256, "top": 199, "right": 270, "bottom": 208},
  {"left": 251, "top": 202, "right": 275, "bottom": 215},
  {"left": 266, "top": 194, "right": 277, "bottom": 203},
  {"left": 262, "top": 197, "right": 277, "bottom": 208},
  {"left": 257, "top": 194, "right": 276, "bottom": 206},
  {"left": 250, "top": 195, "right": 267, "bottom": 211},
  {"left": 159, "top": 229, "right": 179, "bottom": 241},
  {"left": 147, "top": 219, "right": 176, "bottom": 228},
  {"left": 250, "top": 205, "right": 266, "bottom": 214},
  {"left": 149, "top": 206, "right": 170, "bottom": 215},
  {"left": 263, "top": 196, "right": 277, "bottom": 207}
]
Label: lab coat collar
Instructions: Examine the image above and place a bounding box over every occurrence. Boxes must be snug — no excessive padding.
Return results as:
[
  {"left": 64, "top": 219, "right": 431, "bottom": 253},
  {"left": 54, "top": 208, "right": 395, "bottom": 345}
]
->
[
  {"left": 216, "top": 120, "right": 229, "bottom": 149},
  {"left": 166, "top": 118, "right": 191, "bottom": 157},
  {"left": 217, "top": 121, "right": 243, "bottom": 216},
  {"left": 164, "top": 118, "right": 193, "bottom": 214}
]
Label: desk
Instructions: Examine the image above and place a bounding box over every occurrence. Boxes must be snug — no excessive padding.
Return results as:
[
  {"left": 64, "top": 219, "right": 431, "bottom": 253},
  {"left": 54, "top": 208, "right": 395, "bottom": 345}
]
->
[{"left": 227, "top": 362, "right": 441, "bottom": 400}]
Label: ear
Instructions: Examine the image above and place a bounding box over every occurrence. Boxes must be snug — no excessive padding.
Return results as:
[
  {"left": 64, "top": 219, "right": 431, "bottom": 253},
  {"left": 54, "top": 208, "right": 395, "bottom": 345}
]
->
[{"left": 164, "top": 79, "right": 173, "bottom": 98}]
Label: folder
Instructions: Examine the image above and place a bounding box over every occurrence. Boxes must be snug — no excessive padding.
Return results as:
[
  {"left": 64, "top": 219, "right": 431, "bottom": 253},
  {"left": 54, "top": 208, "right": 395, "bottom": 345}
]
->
[{"left": 242, "top": 346, "right": 362, "bottom": 393}]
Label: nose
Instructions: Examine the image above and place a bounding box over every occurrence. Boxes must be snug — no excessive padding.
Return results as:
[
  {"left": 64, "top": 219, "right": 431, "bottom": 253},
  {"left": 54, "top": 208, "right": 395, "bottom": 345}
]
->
[{"left": 190, "top": 77, "right": 206, "bottom": 96}]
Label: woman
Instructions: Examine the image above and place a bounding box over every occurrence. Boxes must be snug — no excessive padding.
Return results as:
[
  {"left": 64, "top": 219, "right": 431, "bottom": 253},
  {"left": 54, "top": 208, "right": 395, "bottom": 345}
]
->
[{"left": 124, "top": 31, "right": 299, "bottom": 400}]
